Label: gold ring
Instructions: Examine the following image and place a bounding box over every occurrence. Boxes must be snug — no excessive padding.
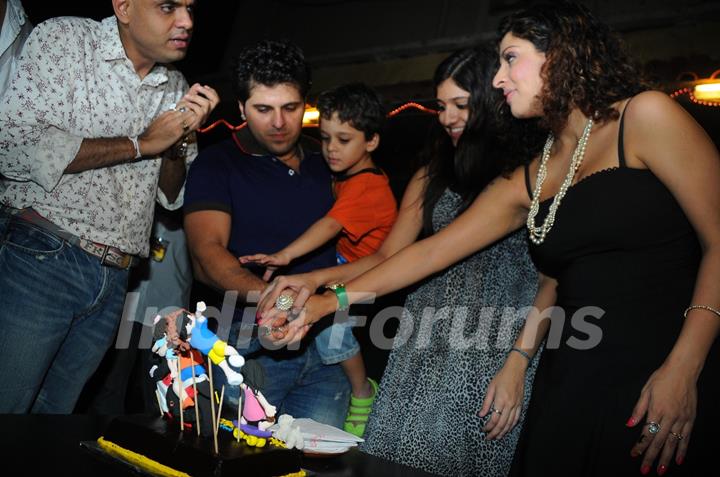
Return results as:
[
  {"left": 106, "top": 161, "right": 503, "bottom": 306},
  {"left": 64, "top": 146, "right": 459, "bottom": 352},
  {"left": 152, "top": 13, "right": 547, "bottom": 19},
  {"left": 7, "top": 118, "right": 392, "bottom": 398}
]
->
[
  {"left": 669, "top": 431, "right": 685, "bottom": 441},
  {"left": 490, "top": 407, "right": 502, "bottom": 415},
  {"left": 182, "top": 121, "right": 189, "bottom": 132}
]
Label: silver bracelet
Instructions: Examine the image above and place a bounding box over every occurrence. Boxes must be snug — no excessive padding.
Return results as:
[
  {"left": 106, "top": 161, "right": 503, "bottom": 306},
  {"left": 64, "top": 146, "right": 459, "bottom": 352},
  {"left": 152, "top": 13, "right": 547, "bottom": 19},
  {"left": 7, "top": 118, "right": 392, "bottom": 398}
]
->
[
  {"left": 509, "top": 347, "right": 532, "bottom": 361},
  {"left": 129, "top": 135, "right": 142, "bottom": 159},
  {"left": 684, "top": 305, "right": 720, "bottom": 319}
]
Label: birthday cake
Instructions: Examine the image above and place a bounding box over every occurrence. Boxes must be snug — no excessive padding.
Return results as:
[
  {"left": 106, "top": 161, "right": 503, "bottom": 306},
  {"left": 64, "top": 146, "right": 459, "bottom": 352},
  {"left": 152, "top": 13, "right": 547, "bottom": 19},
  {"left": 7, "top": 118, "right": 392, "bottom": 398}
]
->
[
  {"left": 98, "top": 415, "right": 303, "bottom": 477},
  {"left": 93, "top": 303, "right": 306, "bottom": 477}
]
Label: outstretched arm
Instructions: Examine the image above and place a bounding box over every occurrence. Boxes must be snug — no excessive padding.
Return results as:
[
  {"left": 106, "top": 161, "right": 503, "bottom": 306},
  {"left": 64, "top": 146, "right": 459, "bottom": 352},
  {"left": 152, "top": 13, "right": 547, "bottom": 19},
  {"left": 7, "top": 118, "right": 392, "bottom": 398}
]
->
[
  {"left": 257, "top": 167, "right": 427, "bottom": 312},
  {"left": 269, "top": 165, "right": 531, "bottom": 337},
  {"left": 240, "top": 215, "right": 343, "bottom": 274},
  {"left": 326, "top": 167, "right": 528, "bottom": 307}
]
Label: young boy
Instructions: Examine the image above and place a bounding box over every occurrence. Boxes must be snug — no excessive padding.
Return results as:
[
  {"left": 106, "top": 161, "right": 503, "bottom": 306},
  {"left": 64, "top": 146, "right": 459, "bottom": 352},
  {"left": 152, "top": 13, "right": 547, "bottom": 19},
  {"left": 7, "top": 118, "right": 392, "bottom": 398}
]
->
[{"left": 239, "top": 83, "right": 397, "bottom": 436}]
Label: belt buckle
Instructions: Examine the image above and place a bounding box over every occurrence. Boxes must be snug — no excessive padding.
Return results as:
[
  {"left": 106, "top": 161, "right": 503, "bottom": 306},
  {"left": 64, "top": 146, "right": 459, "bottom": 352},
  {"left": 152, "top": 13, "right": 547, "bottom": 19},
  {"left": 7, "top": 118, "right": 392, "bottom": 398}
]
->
[
  {"left": 117, "top": 253, "right": 132, "bottom": 269},
  {"left": 99, "top": 244, "right": 131, "bottom": 269}
]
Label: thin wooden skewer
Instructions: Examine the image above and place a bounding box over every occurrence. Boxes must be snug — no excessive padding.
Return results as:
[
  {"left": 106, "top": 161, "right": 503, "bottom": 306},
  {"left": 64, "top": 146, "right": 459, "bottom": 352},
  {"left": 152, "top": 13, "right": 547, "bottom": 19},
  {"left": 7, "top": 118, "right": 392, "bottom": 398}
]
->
[
  {"left": 208, "top": 362, "right": 218, "bottom": 454},
  {"left": 190, "top": 352, "right": 201, "bottom": 437}
]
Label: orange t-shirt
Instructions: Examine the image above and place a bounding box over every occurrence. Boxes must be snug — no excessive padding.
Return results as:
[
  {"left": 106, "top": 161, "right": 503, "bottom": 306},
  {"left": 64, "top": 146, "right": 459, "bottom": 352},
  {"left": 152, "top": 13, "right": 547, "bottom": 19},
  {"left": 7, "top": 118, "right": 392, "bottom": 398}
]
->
[{"left": 326, "top": 169, "right": 398, "bottom": 262}]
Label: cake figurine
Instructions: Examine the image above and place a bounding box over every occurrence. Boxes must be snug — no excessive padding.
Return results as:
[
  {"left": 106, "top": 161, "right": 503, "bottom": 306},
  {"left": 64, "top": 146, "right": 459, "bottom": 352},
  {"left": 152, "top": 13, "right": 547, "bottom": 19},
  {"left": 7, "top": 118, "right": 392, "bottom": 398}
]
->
[
  {"left": 273, "top": 415, "right": 305, "bottom": 450},
  {"left": 238, "top": 359, "right": 276, "bottom": 431},
  {"left": 149, "top": 308, "right": 218, "bottom": 436},
  {"left": 94, "top": 303, "right": 306, "bottom": 477},
  {"left": 185, "top": 301, "right": 245, "bottom": 385}
]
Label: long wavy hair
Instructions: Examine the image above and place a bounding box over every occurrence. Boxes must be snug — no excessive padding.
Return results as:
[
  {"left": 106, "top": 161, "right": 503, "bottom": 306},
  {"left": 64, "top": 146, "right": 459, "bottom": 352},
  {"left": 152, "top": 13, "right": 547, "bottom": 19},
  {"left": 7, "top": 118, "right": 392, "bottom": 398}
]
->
[
  {"left": 420, "top": 44, "right": 536, "bottom": 235},
  {"left": 497, "top": 1, "right": 653, "bottom": 135}
]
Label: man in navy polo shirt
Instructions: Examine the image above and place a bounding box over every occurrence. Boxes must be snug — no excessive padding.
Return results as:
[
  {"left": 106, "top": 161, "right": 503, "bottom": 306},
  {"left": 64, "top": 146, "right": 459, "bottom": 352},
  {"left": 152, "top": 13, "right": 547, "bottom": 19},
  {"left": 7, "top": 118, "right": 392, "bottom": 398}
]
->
[{"left": 183, "top": 40, "right": 349, "bottom": 427}]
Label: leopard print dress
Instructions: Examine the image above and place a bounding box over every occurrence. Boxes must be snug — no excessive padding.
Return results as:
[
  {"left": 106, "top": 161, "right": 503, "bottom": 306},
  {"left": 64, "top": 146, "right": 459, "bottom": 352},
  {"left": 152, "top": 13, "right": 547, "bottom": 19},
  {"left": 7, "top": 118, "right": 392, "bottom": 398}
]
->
[{"left": 361, "top": 189, "right": 540, "bottom": 477}]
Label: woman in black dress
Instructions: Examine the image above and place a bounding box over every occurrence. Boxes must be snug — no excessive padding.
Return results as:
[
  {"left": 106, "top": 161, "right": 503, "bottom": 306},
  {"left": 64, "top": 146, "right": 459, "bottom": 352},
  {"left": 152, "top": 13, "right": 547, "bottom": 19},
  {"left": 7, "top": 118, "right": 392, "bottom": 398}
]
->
[
  {"left": 491, "top": 2, "right": 719, "bottom": 475},
  {"left": 261, "top": 2, "right": 719, "bottom": 475}
]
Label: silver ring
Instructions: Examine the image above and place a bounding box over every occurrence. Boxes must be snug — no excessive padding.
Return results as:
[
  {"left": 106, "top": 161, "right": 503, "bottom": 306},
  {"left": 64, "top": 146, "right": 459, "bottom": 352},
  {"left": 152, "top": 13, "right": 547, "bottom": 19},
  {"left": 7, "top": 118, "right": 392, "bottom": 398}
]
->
[
  {"left": 178, "top": 106, "right": 187, "bottom": 113},
  {"left": 647, "top": 421, "right": 661, "bottom": 435},
  {"left": 490, "top": 407, "right": 502, "bottom": 415},
  {"left": 275, "top": 294, "right": 294, "bottom": 311},
  {"left": 287, "top": 307, "right": 301, "bottom": 322},
  {"left": 669, "top": 431, "right": 685, "bottom": 441}
]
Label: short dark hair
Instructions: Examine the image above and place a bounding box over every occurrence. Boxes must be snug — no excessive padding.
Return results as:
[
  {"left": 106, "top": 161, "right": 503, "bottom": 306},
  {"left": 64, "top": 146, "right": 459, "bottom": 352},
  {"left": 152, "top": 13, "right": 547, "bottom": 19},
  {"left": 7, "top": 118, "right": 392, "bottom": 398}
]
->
[
  {"left": 316, "top": 83, "right": 385, "bottom": 140},
  {"left": 232, "top": 40, "right": 311, "bottom": 103}
]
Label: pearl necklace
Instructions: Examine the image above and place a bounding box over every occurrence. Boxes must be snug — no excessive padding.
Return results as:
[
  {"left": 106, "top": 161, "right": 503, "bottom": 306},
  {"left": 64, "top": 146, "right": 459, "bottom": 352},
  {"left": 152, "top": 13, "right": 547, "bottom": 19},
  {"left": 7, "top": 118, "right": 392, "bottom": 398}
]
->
[{"left": 527, "top": 118, "right": 594, "bottom": 245}]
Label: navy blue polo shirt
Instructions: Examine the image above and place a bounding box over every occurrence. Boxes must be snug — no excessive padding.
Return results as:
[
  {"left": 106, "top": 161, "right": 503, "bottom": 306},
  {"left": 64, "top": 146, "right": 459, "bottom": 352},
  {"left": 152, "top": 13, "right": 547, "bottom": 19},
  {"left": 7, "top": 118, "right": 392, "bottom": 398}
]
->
[{"left": 184, "top": 127, "right": 337, "bottom": 277}]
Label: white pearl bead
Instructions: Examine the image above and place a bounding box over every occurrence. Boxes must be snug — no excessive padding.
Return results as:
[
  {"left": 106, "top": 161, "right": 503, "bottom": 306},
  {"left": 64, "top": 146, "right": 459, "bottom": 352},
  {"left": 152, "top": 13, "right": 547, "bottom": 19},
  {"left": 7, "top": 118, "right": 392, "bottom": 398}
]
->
[{"left": 527, "top": 119, "right": 594, "bottom": 245}]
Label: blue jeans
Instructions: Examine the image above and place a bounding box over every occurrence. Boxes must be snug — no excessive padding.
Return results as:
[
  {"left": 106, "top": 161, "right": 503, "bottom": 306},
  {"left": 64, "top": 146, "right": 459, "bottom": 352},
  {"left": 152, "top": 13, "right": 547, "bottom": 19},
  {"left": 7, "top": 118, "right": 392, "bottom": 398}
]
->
[
  {"left": 314, "top": 252, "right": 361, "bottom": 364},
  {"left": 314, "top": 318, "right": 360, "bottom": 365},
  {"left": 0, "top": 213, "right": 129, "bottom": 413},
  {"left": 218, "top": 323, "right": 350, "bottom": 428}
]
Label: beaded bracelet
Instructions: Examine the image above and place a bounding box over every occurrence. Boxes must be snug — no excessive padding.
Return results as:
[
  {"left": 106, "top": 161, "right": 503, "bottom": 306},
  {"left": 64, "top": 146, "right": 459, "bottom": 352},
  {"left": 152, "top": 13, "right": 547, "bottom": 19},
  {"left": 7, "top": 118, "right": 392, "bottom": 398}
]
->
[
  {"left": 326, "top": 283, "right": 349, "bottom": 311},
  {"left": 509, "top": 347, "right": 532, "bottom": 362},
  {"left": 684, "top": 305, "right": 720, "bottom": 320}
]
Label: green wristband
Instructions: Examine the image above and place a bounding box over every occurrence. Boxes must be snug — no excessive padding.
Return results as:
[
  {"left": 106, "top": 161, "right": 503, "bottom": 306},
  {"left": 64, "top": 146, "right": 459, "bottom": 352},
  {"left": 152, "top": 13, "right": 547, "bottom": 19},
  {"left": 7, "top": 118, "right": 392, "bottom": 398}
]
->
[{"left": 327, "top": 283, "right": 349, "bottom": 311}]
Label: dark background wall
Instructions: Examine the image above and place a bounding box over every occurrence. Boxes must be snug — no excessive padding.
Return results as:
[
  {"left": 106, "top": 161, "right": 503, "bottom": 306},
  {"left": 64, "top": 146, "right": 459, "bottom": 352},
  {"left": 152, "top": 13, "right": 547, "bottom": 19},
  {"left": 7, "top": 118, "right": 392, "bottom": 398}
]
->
[{"left": 22, "top": 1, "right": 720, "bottom": 143}]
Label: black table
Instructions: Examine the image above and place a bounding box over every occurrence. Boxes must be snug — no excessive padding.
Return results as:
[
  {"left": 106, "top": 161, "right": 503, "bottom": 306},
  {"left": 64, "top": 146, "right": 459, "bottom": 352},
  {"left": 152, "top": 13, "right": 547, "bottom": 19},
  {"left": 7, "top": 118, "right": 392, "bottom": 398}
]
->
[{"left": 0, "top": 414, "right": 439, "bottom": 477}]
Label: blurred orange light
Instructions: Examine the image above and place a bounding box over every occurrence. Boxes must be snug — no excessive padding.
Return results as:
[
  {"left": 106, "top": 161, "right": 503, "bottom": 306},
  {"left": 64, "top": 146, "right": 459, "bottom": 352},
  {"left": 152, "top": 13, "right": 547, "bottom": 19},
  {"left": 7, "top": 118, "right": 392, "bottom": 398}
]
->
[
  {"left": 694, "top": 82, "right": 720, "bottom": 101},
  {"left": 302, "top": 107, "right": 320, "bottom": 127}
]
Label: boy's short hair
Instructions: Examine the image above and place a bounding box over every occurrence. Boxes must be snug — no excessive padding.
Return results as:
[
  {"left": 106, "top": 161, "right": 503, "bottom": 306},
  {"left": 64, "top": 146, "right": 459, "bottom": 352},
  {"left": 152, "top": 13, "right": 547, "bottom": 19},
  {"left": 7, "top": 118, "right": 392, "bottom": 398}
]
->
[
  {"left": 317, "top": 83, "right": 385, "bottom": 140},
  {"left": 232, "top": 40, "right": 311, "bottom": 104}
]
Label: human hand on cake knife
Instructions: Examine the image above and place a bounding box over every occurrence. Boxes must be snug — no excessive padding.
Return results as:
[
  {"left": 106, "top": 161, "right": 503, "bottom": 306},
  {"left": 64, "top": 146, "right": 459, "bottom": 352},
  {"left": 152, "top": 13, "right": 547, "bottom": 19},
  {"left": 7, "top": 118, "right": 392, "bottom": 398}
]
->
[
  {"left": 256, "top": 289, "right": 304, "bottom": 341},
  {"left": 258, "top": 293, "right": 336, "bottom": 346}
]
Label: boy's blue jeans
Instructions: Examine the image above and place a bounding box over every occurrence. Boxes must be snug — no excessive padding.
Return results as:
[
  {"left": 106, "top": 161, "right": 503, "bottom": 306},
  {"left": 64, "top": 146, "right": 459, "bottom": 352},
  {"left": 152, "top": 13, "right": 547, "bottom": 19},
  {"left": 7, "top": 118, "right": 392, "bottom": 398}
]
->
[
  {"left": 314, "top": 318, "right": 361, "bottom": 365},
  {"left": 220, "top": 322, "right": 351, "bottom": 428},
  {"left": 0, "top": 211, "right": 128, "bottom": 413},
  {"left": 316, "top": 251, "right": 361, "bottom": 364}
]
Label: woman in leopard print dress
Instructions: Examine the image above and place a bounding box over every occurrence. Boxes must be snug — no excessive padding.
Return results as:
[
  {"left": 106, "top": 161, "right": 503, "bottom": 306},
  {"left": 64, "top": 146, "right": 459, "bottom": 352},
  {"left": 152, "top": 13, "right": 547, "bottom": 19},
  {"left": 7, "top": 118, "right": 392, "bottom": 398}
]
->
[
  {"left": 359, "top": 188, "right": 539, "bottom": 476},
  {"left": 356, "top": 48, "right": 540, "bottom": 476}
]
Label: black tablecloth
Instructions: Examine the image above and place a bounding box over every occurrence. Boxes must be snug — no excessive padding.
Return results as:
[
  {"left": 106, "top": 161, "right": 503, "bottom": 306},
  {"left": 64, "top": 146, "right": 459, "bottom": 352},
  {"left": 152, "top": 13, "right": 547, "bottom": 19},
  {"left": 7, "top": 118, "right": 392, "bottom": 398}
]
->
[{"left": 0, "top": 414, "right": 439, "bottom": 477}]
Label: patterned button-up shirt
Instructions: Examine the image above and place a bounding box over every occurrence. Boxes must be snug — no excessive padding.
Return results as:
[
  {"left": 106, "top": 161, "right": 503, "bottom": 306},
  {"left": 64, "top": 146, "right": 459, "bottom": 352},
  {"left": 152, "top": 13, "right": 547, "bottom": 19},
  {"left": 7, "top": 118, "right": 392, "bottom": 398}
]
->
[
  {"left": 0, "top": 16, "right": 196, "bottom": 256},
  {"left": 0, "top": 0, "right": 33, "bottom": 95}
]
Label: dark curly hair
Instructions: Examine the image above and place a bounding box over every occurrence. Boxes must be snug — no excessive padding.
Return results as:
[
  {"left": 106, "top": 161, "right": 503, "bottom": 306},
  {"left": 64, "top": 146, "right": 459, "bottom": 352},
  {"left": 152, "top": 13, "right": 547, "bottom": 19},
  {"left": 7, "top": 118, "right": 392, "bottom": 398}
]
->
[
  {"left": 419, "top": 44, "right": 541, "bottom": 235},
  {"left": 316, "top": 83, "right": 385, "bottom": 140},
  {"left": 232, "top": 40, "right": 311, "bottom": 103},
  {"left": 497, "top": 0, "right": 653, "bottom": 134}
]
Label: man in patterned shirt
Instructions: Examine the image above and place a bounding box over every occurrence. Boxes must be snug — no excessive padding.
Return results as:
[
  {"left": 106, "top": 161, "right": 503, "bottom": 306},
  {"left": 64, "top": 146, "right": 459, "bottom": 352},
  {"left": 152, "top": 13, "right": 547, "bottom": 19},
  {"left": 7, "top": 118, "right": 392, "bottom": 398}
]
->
[
  {"left": 0, "top": 0, "right": 33, "bottom": 96},
  {"left": 0, "top": 0, "right": 218, "bottom": 413}
]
